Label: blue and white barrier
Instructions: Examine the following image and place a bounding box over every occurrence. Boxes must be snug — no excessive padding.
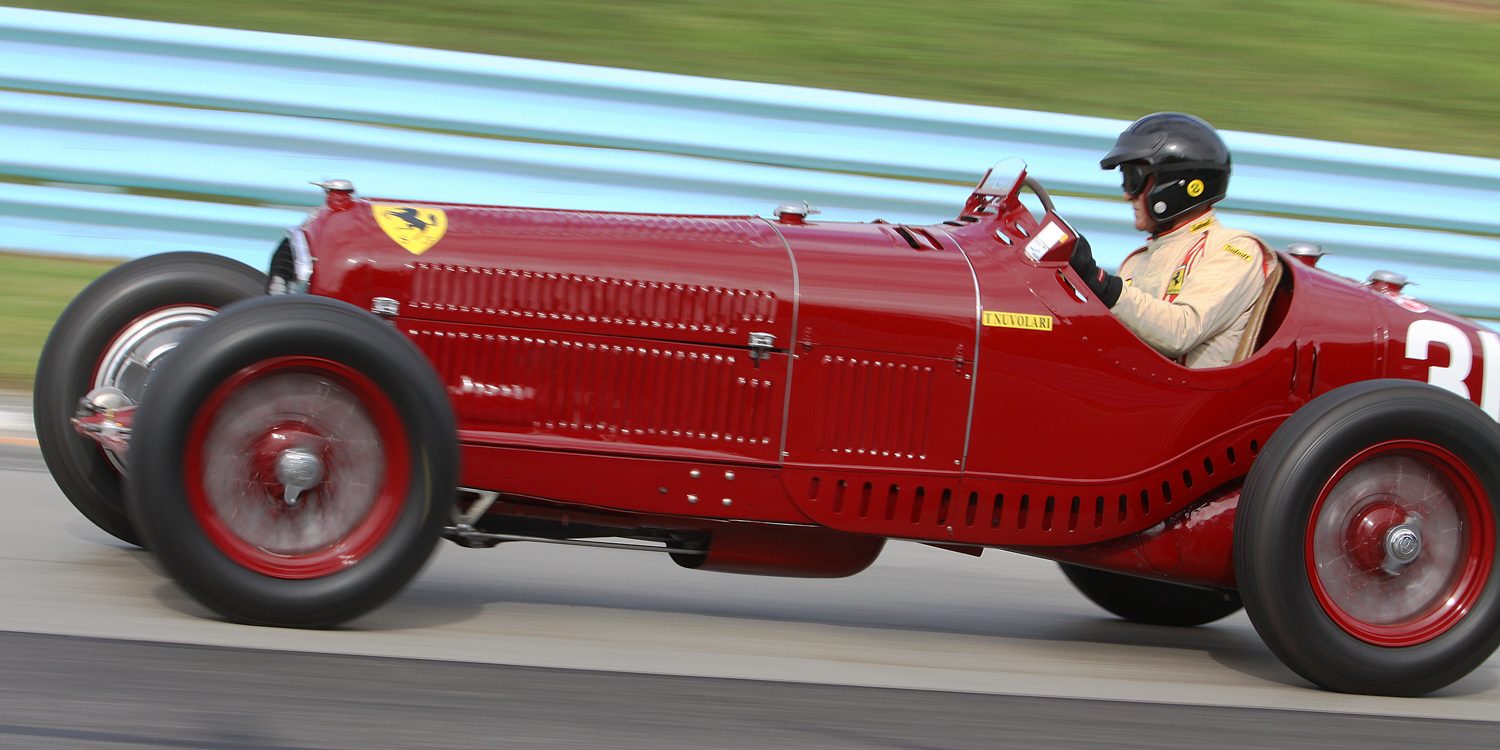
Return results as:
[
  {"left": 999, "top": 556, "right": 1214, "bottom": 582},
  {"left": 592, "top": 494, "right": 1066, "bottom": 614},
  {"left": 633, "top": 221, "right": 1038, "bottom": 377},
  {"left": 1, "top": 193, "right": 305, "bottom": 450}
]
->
[{"left": 1, "top": 7, "right": 1498, "bottom": 317}]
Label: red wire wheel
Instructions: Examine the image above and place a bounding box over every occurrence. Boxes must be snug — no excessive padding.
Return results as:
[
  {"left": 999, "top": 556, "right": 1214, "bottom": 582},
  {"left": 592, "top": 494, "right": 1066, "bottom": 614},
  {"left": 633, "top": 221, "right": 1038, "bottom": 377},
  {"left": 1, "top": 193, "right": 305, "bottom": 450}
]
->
[
  {"left": 184, "top": 356, "right": 412, "bottom": 579},
  {"left": 1236, "top": 379, "right": 1500, "bottom": 696},
  {"left": 1304, "top": 441, "right": 1494, "bottom": 646},
  {"left": 127, "top": 295, "right": 456, "bottom": 627}
]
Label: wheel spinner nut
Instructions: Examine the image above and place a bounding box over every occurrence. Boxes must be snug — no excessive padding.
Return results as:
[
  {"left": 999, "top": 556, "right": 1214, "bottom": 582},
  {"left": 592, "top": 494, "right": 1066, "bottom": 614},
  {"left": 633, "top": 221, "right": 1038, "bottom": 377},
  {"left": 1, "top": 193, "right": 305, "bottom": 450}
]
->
[
  {"left": 275, "top": 448, "right": 324, "bottom": 506},
  {"left": 1385, "top": 525, "right": 1422, "bottom": 565}
]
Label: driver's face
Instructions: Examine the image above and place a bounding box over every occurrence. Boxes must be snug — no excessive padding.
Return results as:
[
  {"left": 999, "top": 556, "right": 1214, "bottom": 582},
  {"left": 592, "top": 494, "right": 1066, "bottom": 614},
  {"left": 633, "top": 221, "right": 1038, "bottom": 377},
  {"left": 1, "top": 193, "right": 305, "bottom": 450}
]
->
[{"left": 1127, "top": 177, "right": 1155, "bottom": 232}]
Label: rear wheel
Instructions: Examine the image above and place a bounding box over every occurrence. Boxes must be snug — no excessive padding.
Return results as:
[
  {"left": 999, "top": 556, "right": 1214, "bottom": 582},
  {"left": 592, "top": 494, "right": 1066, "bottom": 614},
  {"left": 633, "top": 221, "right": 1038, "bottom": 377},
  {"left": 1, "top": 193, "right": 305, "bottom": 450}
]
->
[
  {"left": 1236, "top": 380, "right": 1500, "bottom": 696},
  {"left": 34, "top": 252, "right": 265, "bottom": 546},
  {"left": 128, "top": 295, "right": 457, "bottom": 627},
  {"left": 1060, "top": 563, "right": 1241, "bottom": 626}
]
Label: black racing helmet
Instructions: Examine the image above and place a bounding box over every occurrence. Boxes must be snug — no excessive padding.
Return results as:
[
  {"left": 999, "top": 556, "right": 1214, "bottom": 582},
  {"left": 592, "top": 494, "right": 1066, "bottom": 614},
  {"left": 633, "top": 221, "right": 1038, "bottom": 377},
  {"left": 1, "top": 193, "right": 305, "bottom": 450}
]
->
[{"left": 1101, "top": 113, "right": 1230, "bottom": 226}]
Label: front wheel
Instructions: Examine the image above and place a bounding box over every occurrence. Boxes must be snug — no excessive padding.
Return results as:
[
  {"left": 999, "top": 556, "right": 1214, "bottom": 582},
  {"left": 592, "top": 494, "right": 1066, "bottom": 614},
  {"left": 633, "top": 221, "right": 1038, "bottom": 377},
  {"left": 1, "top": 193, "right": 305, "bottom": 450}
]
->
[
  {"left": 1059, "top": 563, "right": 1241, "bottom": 627},
  {"left": 34, "top": 252, "right": 266, "bottom": 546},
  {"left": 128, "top": 296, "right": 457, "bottom": 627},
  {"left": 1235, "top": 380, "right": 1500, "bottom": 696}
]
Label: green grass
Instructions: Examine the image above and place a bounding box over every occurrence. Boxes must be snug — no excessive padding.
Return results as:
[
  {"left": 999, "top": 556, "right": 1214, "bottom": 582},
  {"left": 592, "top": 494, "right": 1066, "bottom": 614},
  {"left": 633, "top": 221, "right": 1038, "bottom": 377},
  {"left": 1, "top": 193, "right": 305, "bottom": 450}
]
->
[
  {"left": 0, "top": 253, "right": 118, "bottom": 391},
  {"left": 10, "top": 0, "right": 1500, "bottom": 157}
]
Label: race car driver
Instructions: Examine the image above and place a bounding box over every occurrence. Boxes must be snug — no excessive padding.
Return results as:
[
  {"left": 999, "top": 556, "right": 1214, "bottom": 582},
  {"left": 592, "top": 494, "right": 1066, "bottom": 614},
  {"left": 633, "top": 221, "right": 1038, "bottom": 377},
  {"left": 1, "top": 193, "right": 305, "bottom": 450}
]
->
[{"left": 1068, "top": 112, "right": 1274, "bottom": 369}]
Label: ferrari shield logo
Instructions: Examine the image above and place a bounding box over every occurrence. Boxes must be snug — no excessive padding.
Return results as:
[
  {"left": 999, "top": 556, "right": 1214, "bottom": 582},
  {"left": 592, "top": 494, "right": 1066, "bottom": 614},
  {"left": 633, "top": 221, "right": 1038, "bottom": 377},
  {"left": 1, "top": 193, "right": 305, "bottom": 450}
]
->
[
  {"left": 372, "top": 204, "right": 447, "bottom": 255},
  {"left": 1166, "top": 266, "right": 1187, "bottom": 297}
]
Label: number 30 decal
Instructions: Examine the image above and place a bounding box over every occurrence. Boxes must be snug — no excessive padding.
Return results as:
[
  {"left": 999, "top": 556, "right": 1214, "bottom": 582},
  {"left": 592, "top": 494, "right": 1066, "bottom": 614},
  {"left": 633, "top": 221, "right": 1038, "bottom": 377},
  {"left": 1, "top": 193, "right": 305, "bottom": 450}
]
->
[{"left": 1406, "top": 319, "right": 1500, "bottom": 421}]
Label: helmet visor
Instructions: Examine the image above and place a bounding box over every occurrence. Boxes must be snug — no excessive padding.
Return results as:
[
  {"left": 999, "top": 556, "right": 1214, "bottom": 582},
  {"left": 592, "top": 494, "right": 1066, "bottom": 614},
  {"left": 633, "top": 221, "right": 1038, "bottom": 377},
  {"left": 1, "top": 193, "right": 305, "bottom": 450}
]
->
[{"left": 1121, "top": 163, "right": 1150, "bottom": 197}]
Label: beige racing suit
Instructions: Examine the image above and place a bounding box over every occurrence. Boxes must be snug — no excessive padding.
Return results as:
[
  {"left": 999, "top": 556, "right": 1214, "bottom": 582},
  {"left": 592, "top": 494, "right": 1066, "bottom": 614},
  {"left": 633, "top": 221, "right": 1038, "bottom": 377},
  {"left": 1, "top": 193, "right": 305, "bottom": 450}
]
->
[{"left": 1111, "top": 211, "right": 1273, "bottom": 369}]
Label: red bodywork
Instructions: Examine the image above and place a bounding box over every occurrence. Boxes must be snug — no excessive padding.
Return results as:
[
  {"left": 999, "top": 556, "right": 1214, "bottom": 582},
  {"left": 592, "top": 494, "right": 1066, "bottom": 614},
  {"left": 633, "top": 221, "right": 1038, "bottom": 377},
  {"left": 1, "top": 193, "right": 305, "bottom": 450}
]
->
[{"left": 282, "top": 180, "right": 1496, "bottom": 588}]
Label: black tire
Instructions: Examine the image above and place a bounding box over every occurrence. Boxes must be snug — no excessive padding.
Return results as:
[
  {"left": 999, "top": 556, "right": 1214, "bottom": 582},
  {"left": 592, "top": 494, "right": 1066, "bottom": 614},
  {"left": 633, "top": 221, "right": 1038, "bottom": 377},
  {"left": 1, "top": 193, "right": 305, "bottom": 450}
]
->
[
  {"left": 127, "top": 295, "right": 457, "bottom": 627},
  {"left": 34, "top": 252, "right": 266, "bottom": 546},
  {"left": 1059, "top": 563, "right": 1242, "bottom": 627},
  {"left": 1235, "top": 379, "right": 1500, "bottom": 696}
]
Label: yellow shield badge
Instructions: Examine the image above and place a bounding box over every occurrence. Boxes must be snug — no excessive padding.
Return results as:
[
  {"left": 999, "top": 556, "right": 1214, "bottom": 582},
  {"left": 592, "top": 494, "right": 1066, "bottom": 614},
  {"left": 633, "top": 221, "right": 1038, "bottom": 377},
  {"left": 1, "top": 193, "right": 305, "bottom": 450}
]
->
[{"left": 372, "top": 203, "right": 448, "bottom": 255}]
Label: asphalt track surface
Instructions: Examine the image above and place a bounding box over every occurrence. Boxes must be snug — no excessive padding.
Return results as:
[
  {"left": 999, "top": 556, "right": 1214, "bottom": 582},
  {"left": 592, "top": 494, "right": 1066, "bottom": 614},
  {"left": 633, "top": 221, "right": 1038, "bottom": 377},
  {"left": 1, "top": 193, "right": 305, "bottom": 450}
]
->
[{"left": 2, "top": 399, "right": 1499, "bottom": 748}]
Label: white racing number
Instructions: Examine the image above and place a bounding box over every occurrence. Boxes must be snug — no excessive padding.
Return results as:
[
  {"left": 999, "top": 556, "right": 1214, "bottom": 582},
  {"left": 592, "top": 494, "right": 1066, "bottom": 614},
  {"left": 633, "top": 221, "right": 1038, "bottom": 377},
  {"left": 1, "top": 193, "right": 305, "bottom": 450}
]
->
[{"left": 1406, "top": 319, "right": 1500, "bottom": 421}]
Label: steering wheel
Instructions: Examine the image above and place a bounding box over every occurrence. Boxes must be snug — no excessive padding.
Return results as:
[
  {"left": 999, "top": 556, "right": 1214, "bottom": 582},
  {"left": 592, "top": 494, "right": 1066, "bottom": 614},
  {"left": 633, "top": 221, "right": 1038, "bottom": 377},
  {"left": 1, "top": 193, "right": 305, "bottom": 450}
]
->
[{"left": 1022, "top": 176, "right": 1058, "bottom": 215}]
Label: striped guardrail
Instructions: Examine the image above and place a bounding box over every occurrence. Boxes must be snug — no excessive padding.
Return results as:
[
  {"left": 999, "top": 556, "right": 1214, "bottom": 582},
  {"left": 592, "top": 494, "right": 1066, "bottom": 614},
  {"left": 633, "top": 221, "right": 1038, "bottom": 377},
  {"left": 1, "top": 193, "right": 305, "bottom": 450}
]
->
[{"left": 2, "top": 7, "right": 1499, "bottom": 318}]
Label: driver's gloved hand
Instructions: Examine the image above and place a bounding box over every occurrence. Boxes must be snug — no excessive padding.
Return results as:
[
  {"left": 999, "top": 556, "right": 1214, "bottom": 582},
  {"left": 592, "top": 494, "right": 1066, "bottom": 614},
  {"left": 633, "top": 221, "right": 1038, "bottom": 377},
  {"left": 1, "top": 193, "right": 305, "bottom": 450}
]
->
[{"left": 1068, "top": 235, "right": 1123, "bottom": 307}]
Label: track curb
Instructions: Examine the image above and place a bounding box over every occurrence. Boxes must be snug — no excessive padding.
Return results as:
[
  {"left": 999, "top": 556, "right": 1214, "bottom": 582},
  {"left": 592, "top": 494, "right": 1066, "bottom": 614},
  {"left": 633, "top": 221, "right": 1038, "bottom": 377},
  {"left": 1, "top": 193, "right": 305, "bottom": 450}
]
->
[{"left": 0, "top": 390, "right": 36, "bottom": 445}]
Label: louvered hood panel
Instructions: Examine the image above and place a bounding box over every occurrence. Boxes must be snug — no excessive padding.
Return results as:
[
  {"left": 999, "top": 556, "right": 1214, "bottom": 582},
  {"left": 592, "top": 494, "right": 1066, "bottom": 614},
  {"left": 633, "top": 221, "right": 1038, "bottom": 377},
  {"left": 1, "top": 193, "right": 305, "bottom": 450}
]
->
[
  {"left": 407, "top": 321, "right": 785, "bottom": 462},
  {"left": 303, "top": 199, "right": 798, "bottom": 462},
  {"left": 409, "top": 264, "right": 780, "bottom": 342},
  {"left": 361, "top": 201, "right": 796, "bottom": 351}
]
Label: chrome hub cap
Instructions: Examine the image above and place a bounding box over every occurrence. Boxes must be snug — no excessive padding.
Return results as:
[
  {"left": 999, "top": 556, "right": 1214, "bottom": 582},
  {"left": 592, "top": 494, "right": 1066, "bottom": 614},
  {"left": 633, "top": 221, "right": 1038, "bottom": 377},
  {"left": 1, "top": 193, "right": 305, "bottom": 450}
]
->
[
  {"left": 93, "top": 306, "right": 214, "bottom": 468},
  {"left": 95, "top": 306, "right": 216, "bottom": 401}
]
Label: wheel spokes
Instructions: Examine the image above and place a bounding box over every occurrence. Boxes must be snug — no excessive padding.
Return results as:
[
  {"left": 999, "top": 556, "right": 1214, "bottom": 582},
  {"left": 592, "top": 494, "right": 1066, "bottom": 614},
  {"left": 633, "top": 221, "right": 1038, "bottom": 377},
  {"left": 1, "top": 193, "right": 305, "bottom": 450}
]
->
[
  {"left": 1308, "top": 444, "right": 1484, "bottom": 644},
  {"left": 199, "top": 371, "right": 384, "bottom": 557}
]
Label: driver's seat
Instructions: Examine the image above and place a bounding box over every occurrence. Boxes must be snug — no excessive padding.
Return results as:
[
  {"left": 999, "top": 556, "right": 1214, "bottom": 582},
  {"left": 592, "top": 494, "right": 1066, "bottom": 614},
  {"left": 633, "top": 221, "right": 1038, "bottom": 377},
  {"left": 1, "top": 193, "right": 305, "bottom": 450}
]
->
[{"left": 1230, "top": 256, "right": 1285, "bottom": 364}]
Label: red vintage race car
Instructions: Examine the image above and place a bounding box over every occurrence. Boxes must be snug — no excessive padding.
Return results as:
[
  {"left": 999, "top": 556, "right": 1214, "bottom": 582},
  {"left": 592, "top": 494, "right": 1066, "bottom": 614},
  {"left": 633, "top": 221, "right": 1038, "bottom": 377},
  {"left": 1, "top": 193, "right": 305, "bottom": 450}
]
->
[{"left": 34, "top": 161, "right": 1500, "bottom": 697}]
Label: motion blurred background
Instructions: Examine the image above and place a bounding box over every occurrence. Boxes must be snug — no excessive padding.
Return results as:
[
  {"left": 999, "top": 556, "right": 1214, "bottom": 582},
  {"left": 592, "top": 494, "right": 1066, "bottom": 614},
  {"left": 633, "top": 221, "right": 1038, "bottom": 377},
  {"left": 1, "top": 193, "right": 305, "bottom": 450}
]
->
[
  {"left": 13, "top": 0, "right": 1500, "bottom": 153},
  {"left": 3, "top": 0, "right": 1500, "bottom": 391}
]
